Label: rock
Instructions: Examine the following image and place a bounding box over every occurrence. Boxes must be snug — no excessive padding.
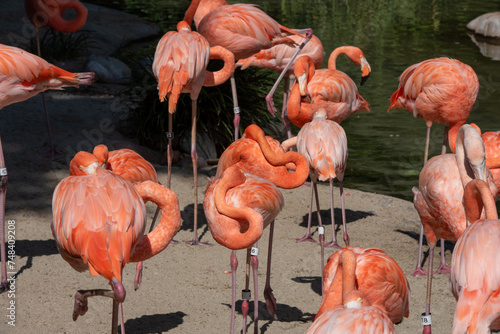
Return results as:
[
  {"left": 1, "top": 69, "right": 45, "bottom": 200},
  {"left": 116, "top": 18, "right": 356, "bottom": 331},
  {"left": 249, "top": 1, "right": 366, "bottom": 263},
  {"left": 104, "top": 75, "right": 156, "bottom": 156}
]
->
[{"left": 86, "top": 55, "right": 132, "bottom": 84}]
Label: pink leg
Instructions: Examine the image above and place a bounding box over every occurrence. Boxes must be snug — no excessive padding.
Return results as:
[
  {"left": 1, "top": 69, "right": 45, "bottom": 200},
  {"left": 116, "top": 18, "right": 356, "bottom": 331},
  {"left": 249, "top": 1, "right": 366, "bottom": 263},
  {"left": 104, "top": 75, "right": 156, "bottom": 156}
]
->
[
  {"left": 339, "top": 180, "right": 349, "bottom": 246},
  {"left": 412, "top": 223, "right": 428, "bottom": 277},
  {"left": 296, "top": 179, "right": 316, "bottom": 243},
  {"left": 230, "top": 250, "right": 238, "bottom": 334},
  {"left": 166, "top": 113, "right": 173, "bottom": 189},
  {"left": 422, "top": 246, "right": 434, "bottom": 334},
  {"left": 437, "top": 238, "right": 451, "bottom": 274},
  {"left": 242, "top": 248, "right": 252, "bottom": 334},
  {"left": 325, "top": 179, "right": 341, "bottom": 248},
  {"left": 251, "top": 247, "right": 259, "bottom": 334},
  {"left": 0, "top": 137, "right": 8, "bottom": 293},
  {"left": 281, "top": 76, "right": 294, "bottom": 140},
  {"left": 264, "top": 221, "right": 277, "bottom": 317},
  {"left": 186, "top": 100, "right": 211, "bottom": 246},
  {"left": 265, "top": 29, "right": 313, "bottom": 115}
]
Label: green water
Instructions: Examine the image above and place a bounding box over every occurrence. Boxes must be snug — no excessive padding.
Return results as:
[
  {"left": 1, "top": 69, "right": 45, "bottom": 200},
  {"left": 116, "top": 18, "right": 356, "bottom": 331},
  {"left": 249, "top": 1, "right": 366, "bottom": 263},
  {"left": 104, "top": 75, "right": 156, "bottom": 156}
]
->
[{"left": 114, "top": 0, "right": 500, "bottom": 201}]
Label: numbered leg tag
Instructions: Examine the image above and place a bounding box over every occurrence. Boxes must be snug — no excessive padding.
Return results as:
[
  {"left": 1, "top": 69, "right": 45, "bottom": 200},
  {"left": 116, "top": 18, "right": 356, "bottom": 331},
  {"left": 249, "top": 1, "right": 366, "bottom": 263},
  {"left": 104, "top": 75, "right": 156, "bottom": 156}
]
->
[
  {"left": 234, "top": 107, "right": 241, "bottom": 114},
  {"left": 242, "top": 289, "right": 251, "bottom": 300},
  {"left": 421, "top": 313, "right": 432, "bottom": 325},
  {"left": 166, "top": 132, "right": 174, "bottom": 139},
  {"left": 250, "top": 247, "right": 259, "bottom": 256},
  {"left": 318, "top": 226, "right": 325, "bottom": 235}
]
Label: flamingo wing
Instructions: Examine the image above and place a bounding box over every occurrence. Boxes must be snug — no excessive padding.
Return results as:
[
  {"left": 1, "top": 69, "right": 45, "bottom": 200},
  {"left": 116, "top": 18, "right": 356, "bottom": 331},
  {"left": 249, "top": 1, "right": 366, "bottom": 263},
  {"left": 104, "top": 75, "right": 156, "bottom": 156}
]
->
[
  {"left": 152, "top": 29, "right": 210, "bottom": 108},
  {"left": 52, "top": 168, "right": 146, "bottom": 282},
  {"left": 107, "top": 149, "right": 158, "bottom": 184}
]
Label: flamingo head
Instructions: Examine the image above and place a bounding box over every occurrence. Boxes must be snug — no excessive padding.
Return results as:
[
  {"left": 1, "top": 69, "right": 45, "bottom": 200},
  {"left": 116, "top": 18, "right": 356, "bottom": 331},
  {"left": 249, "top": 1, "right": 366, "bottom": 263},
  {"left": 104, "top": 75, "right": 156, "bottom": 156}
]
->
[
  {"left": 69, "top": 151, "right": 100, "bottom": 176},
  {"left": 92, "top": 144, "right": 109, "bottom": 168}
]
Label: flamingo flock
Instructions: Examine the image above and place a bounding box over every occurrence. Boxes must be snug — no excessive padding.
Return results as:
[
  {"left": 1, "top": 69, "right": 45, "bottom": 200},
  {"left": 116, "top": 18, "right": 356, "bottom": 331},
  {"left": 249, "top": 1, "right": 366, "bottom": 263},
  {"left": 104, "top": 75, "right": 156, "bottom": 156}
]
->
[{"left": 1, "top": 1, "right": 499, "bottom": 333}]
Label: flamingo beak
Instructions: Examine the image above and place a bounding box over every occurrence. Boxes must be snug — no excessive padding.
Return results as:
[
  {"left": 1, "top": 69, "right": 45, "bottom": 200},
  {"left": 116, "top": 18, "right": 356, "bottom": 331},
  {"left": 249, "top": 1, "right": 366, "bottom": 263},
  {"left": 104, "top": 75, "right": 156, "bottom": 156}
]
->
[
  {"left": 297, "top": 72, "right": 308, "bottom": 96},
  {"left": 360, "top": 57, "right": 371, "bottom": 86}
]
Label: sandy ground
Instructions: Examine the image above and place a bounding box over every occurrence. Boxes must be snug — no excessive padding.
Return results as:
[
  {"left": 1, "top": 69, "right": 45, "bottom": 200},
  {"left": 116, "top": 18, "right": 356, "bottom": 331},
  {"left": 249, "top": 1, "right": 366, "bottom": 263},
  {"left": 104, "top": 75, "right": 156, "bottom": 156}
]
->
[{"left": 0, "top": 84, "right": 459, "bottom": 334}]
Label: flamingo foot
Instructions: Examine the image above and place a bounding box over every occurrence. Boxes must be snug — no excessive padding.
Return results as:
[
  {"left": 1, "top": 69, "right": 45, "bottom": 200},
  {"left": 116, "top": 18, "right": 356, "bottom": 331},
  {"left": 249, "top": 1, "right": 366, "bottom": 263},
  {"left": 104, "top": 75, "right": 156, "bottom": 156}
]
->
[
  {"left": 411, "top": 267, "right": 428, "bottom": 277},
  {"left": 295, "top": 233, "right": 317, "bottom": 243},
  {"left": 436, "top": 263, "right": 451, "bottom": 275},
  {"left": 264, "top": 285, "right": 277, "bottom": 317},
  {"left": 324, "top": 241, "right": 341, "bottom": 249},
  {"left": 134, "top": 262, "right": 143, "bottom": 291},
  {"left": 73, "top": 291, "right": 89, "bottom": 321},
  {"left": 169, "top": 239, "right": 180, "bottom": 245},
  {"left": 0, "top": 280, "right": 10, "bottom": 294}
]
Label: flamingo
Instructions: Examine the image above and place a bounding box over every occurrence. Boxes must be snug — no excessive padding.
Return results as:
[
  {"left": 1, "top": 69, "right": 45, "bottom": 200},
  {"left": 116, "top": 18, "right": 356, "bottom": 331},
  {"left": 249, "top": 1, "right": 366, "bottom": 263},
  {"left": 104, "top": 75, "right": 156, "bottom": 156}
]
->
[
  {"left": 314, "top": 246, "right": 410, "bottom": 325},
  {"left": 0, "top": 42, "right": 95, "bottom": 293},
  {"left": 92, "top": 144, "right": 166, "bottom": 290},
  {"left": 413, "top": 124, "right": 497, "bottom": 334},
  {"left": 388, "top": 57, "right": 479, "bottom": 277},
  {"left": 307, "top": 249, "right": 397, "bottom": 334},
  {"left": 25, "top": 0, "right": 89, "bottom": 158},
  {"left": 467, "top": 12, "right": 500, "bottom": 38},
  {"left": 185, "top": 0, "right": 313, "bottom": 140},
  {"left": 281, "top": 109, "right": 348, "bottom": 285},
  {"left": 450, "top": 178, "right": 500, "bottom": 333},
  {"left": 286, "top": 46, "right": 371, "bottom": 129},
  {"left": 236, "top": 34, "right": 325, "bottom": 138},
  {"left": 204, "top": 124, "right": 309, "bottom": 333},
  {"left": 152, "top": 6, "right": 235, "bottom": 246},
  {"left": 52, "top": 151, "right": 181, "bottom": 334}
]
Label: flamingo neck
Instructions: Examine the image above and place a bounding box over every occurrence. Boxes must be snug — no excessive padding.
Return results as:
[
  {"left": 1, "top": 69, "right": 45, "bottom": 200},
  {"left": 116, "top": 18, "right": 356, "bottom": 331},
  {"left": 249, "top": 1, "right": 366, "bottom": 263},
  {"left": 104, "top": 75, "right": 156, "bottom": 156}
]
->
[
  {"left": 244, "top": 125, "right": 309, "bottom": 188},
  {"left": 314, "top": 263, "right": 343, "bottom": 320},
  {"left": 286, "top": 83, "right": 307, "bottom": 128},
  {"left": 448, "top": 122, "right": 470, "bottom": 153},
  {"left": 328, "top": 46, "right": 361, "bottom": 70},
  {"left": 129, "top": 181, "right": 181, "bottom": 262},
  {"left": 203, "top": 46, "right": 235, "bottom": 87},
  {"left": 183, "top": 0, "right": 202, "bottom": 26},
  {"left": 455, "top": 125, "right": 488, "bottom": 187},
  {"left": 26, "top": 0, "right": 88, "bottom": 33},
  {"left": 340, "top": 249, "right": 357, "bottom": 303},
  {"left": 193, "top": 0, "right": 228, "bottom": 27},
  {"left": 213, "top": 167, "right": 264, "bottom": 250},
  {"left": 463, "top": 179, "right": 498, "bottom": 223}
]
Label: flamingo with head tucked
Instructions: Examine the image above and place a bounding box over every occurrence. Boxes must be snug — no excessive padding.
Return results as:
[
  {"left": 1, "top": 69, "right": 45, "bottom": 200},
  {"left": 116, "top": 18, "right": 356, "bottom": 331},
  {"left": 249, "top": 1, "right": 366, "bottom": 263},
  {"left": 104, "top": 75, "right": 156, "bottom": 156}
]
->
[
  {"left": 52, "top": 151, "right": 181, "bottom": 334},
  {"left": 286, "top": 46, "right": 371, "bottom": 129},
  {"left": 413, "top": 124, "right": 497, "bottom": 334},
  {"left": 388, "top": 57, "right": 479, "bottom": 277},
  {"left": 153, "top": 3, "right": 235, "bottom": 246},
  {"left": 186, "top": 0, "right": 313, "bottom": 140}
]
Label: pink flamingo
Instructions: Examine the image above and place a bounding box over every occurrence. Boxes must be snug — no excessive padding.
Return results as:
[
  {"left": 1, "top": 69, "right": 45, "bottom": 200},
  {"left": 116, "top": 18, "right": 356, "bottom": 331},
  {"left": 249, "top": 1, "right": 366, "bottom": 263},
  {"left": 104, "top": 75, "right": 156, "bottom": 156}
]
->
[
  {"left": 450, "top": 178, "right": 500, "bottom": 333},
  {"left": 307, "top": 249, "right": 397, "bottom": 334},
  {"left": 153, "top": 3, "right": 235, "bottom": 246},
  {"left": 286, "top": 46, "right": 371, "bottom": 129},
  {"left": 52, "top": 151, "right": 181, "bottom": 334},
  {"left": 186, "top": 0, "right": 313, "bottom": 140},
  {"left": 0, "top": 43, "right": 95, "bottom": 293},
  {"left": 388, "top": 57, "right": 479, "bottom": 276},
  {"left": 413, "top": 124, "right": 497, "bottom": 334}
]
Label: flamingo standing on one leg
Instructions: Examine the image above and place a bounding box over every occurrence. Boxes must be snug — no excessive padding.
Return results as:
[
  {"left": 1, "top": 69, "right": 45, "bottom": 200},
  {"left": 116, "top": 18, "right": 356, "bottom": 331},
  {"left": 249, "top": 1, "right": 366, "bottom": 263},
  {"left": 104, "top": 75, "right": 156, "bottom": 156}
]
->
[
  {"left": 236, "top": 34, "right": 325, "bottom": 138},
  {"left": 450, "top": 178, "right": 500, "bottom": 333},
  {"left": 25, "top": 0, "right": 89, "bottom": 158},
  {"left": 307, "top": 249, "right": 397, "bottom": 334},
  {"left": 92, "top": 144, "right": 169, "bottom": 290},
  {"left": 152, "top": 6, "right": 235, "bottom": 246},
  {"left": 185, "top": 0, "right": 313, "bottom": 140},
  {"left": 314, "top": 246, "right": 410, "bottom": 325},
  {"left": 0, "top": 43, "right": 95, "bottom": 293},
  {"left": 204, "top": 124, "right": 309, "bottom": 333},
  {"left": 388, "top": 57, "right": 479, "bottom": 276},
  {"left": 52, "top": 151, "right": 181, "bottom": 334},
  {"left": 286, "top": 46, "right": 371, "bottom": 129},
  {"left": 413, "top": 124, "right": 497, "bottom": 334}
]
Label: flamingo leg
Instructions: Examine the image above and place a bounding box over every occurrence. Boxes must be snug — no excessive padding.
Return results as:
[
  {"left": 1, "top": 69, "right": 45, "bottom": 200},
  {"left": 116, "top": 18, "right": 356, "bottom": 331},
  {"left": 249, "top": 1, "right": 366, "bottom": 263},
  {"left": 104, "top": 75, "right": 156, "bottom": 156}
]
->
[
  {"left": 230, "top": 74, "right": 241, "bottom": 141},
  {"left": 281, "top": 76, "right": 294, "bottom": 140},
  {"left": 264, "top": 220, "right": 277, "bottom": 317},
  {"left": 296, "top": 178, "right": 316, "bottom": 243},
  {"left": 325, "top": 179, "right": 341, "bottom": 249},
  {"left": 312, "top": 180, "right": 326, "bottom": 289},
  {"left": 412, "top": 223, "right": 428, "bottom": 276},
  {"left": 242, "top": 248, "right": 252, "bottom": 334},
  {"left": 422, "top": 246, "right": 434, "bottom": 334},
  {"left": 339, "top": 180, "right": 349, "bottom": 246},
  {"left": 265, "top": 28, "right": 313, "bottom": 116},
  {"left": 166, "top": 113, "right": 173, "bottom": 189},
  {"left": 73, "top": 289, "right": 116, "bottom": 321},
  {"left": 230, "top": 250, "right": 238, "bottom": 334},
  {"left": 186, "top": 99, "right": 211, "bottom": 246},
  {"left": 251, "top": 246, "right": 259, "bottom": 334},
  {"left": 437, "top": 126, "right": 451, "bottom": 274},
  {"left": 0, "top": 137, "right": 8, "bottom": 293}
]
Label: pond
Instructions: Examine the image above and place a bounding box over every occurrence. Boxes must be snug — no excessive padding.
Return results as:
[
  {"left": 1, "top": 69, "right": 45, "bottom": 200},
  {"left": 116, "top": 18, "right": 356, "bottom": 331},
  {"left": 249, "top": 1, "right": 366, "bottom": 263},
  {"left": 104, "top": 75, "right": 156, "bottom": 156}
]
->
[{"left": 109, "top": 0, "right": 500, "bottom": 201}]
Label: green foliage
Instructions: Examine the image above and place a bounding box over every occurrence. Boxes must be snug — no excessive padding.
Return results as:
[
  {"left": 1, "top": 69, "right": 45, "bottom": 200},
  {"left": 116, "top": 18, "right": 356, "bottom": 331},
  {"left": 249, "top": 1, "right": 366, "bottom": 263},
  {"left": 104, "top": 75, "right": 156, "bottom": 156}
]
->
[{"left": 29, "top": 30, "right": 91, "bottom": 61}]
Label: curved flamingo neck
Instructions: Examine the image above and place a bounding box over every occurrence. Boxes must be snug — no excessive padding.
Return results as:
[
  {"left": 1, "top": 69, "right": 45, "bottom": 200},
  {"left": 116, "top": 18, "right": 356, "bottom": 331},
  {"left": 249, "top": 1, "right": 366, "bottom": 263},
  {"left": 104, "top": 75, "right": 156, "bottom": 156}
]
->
[
  {"left": 129, "top": 181, "right": 181, "bottom": 262},
  {"left": 92, "top": 144, "right": 109, "bottom": 167},
  {"left": 455, "top": 124, "right": 487, "bottom": 187},
  {"left": 448, "top": 122, "right": 475, "bottom": 153},
  {"left": 244, "top": 125, "right": 309, "bottom": 188},
  {"left": 213, "top": 167, "right": 264, "bottom": 250},
  {"left": 193, "top": 0, "right": 228, "bottom": 27},
  {"left": 69, "top": 151, "right": 99, "bottom": 176},
  {"left": 286, "top": 83, "right": 306, "bottom": 127},
  {"left": 315, "top": 261, "right": 343, "bottom": 320},
  {"left": 340, "top": 249, "right": 357, "bottom": 303},
  {"left": 328, "top": 46, "right": 361, "bottom": 70},
  {"left": 183, "top": 0, "right": 202, "bottom": 26},
  {"left": 26, "top": 0, "right": 88, "bottom": 33},
  {"left": 203, "top": 46, "right": 235, "bottom": 87},
  {"left": 463, "top": 179, "right": 498, "bottom": 223}
]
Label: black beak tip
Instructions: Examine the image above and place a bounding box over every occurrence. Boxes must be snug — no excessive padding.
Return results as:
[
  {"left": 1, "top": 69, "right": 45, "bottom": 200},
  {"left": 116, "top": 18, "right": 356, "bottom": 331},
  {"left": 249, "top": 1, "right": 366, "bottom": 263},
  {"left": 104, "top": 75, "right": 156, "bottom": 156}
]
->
[{"left": 361, "top": 73, "right": 371, "bottom": 86}]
